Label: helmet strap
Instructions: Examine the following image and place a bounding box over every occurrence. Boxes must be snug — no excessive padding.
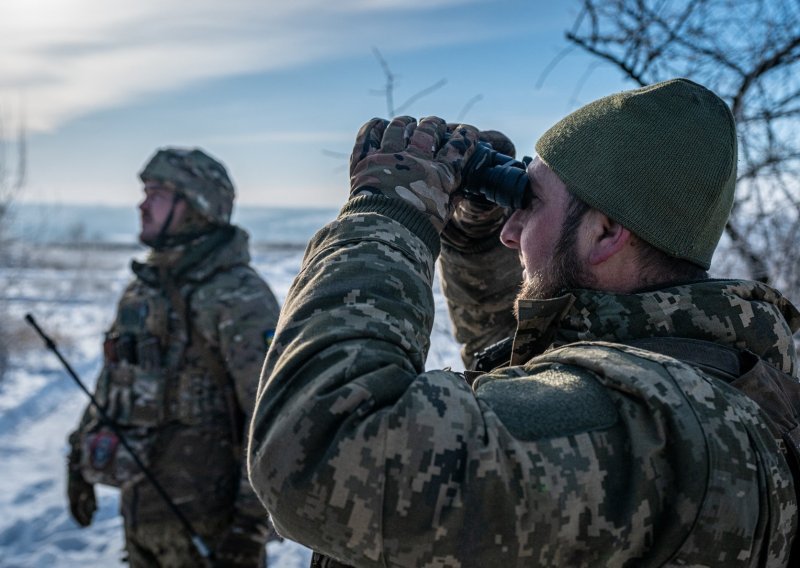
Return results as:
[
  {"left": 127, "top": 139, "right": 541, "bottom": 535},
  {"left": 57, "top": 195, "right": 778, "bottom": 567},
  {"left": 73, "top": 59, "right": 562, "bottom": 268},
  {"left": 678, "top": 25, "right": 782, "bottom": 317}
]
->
[{"left": 152, "top": 192, "right": 183, "bottom": 250}]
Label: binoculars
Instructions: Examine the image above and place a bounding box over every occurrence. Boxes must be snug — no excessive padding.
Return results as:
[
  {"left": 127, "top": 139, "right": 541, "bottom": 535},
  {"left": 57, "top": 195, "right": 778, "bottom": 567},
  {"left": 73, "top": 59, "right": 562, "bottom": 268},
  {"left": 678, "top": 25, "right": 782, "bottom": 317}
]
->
[{"left": 459, "top": 141, "right": 532, "bottom": 210}]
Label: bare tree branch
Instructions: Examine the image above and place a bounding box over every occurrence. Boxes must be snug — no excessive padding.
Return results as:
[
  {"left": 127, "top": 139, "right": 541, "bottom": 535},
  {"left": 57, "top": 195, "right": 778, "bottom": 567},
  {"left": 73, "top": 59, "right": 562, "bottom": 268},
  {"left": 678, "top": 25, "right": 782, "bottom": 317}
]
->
[
  {"left": 457, "top": 95, "right": 484, "bottom": 122},
  {"left": 537, "top": 45, "right": 578, "bottom": 89},
  {"left": 731, "top": 35, "right": 800, "bottom": 117},
  {"left": 395, "top": 79, "right": 448, "bottom": 116},
  {"left": 371, "top": 47, "right": 448, "bottom": 117},
  {"left": 371, "top": 47, "right": 397, "bottom": 117},
  {"left": 565, "top": 31, "right": 648, "bottom": 85},
  {"left": 0, "top": 111, "right": 26, "bottom": 381}
]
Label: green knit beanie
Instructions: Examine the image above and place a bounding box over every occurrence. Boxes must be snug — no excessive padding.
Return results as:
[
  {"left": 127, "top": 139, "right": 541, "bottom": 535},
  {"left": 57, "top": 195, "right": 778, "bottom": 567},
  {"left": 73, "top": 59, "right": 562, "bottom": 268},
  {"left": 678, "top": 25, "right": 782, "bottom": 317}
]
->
[{"left": 535, "top": 78, "right": 737, "bottom": 269}]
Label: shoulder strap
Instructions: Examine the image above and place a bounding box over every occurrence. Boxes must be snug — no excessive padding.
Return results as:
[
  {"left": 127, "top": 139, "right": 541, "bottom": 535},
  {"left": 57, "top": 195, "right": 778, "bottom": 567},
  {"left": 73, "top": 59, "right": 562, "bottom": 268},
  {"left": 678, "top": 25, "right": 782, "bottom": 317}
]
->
[
  {"left": 471, "top": 336, "right": 514, "bottom": 372},
  {"left": 624, "top": 337, "right": 743, "bottom": 381},
  {"left": 161, "top": 271, "right": 245, "bottom": 456}
]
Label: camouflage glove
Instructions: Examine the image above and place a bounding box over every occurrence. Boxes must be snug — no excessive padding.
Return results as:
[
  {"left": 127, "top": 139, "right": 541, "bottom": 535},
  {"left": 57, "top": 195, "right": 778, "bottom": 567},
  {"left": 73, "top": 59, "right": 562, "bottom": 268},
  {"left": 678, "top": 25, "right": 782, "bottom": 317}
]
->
[
  {"left": 349, "top": 115, "right": 480, "bottom": 233},
  {"left": 441, "top": 129, "right": 517, "bottom": 251},
  {"left": 66, "top": 442, "right": 96, "bottom": 527},
  {"left": 214, "top": 513, "right": 270, "bottom": 567},
  {"left": 440, "top": 199, "right": 510, "bottom": 251}
]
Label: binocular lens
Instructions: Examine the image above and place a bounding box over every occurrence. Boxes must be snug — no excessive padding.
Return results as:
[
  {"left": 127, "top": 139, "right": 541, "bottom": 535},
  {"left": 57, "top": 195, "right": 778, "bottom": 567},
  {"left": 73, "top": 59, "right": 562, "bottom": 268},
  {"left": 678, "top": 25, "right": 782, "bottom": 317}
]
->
[{"left": 461, "top": 143, "right": 531, "bottom": 209}]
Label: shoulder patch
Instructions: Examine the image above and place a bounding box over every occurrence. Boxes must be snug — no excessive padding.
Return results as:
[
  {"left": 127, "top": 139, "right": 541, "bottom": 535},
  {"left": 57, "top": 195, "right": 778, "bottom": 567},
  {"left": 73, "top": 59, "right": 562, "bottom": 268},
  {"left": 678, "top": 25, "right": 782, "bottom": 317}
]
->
[
  {"left": 264, "top": 329, "right": 275, "bottom": 348},
  {"left": 475, "top": 364, "right": 618, "bottom": 441}
]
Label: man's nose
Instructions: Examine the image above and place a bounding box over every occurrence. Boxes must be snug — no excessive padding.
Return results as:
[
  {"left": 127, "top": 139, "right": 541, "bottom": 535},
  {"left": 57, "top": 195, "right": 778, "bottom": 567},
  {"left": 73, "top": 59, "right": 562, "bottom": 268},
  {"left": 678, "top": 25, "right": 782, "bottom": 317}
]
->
[{"left": 499, "top": 211, "right": 522, "bottom": 249}]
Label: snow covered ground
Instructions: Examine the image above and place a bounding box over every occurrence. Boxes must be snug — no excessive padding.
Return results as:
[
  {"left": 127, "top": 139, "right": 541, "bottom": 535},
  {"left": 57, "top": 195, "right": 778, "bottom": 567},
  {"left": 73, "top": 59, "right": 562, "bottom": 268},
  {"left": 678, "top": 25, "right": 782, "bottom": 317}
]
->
[{"left": 0, "top": 241, "right": 463, "bottom": 567}]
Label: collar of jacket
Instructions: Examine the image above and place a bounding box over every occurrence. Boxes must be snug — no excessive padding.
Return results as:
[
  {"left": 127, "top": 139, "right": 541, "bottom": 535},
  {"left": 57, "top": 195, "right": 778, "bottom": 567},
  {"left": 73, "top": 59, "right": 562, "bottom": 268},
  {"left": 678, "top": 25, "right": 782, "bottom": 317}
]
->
[
  {"left": 131, "top": 225, "right": 251, "bottom": 286},
  {"left": 511, "top": 279, "right": 800, "bottom": 376}
]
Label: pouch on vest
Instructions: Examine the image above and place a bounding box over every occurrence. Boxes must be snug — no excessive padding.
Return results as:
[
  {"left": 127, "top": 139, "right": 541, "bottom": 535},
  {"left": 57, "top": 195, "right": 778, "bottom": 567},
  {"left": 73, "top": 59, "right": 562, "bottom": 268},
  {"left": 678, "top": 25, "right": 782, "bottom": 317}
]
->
[
  {"left": 78, "top": 295, "right": 169, "bottom": 487},
  {"left": 731, "top": 356, "right": 800, "bottom": 455},
  {"left": 103, "top": 334, "right": 167, "bottom": 428},
  {"left": 79, "top": 422, "right": 152, "bottom": 488},
  {"left": 79, "top": 359, "right": 158, "bottom": 487}
]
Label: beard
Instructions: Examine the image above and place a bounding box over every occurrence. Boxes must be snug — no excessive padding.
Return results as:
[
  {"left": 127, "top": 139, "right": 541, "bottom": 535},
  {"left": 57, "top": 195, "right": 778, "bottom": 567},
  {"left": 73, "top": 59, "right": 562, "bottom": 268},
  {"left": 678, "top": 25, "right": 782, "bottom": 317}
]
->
[{"left": 515, "top": 223, "right": 596, "bottom": 309}]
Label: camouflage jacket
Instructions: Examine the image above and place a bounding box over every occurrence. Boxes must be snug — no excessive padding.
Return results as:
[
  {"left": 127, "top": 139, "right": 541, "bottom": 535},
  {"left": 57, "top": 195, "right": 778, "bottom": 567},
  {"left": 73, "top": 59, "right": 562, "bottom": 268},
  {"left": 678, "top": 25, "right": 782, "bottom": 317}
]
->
[
  {"left": 75, "top": 226, "right": 279, "bottom": 524},
  {"left": 438, "top": 224, "right": 522, "bottom": 369},
  {"left": 249, "top": 195, "right": 800, "bottom": 567}
]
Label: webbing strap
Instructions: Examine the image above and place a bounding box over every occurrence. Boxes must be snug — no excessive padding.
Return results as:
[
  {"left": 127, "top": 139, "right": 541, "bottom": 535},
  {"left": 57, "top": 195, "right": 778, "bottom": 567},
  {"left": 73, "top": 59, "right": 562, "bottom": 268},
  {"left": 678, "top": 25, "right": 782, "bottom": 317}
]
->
[{"left": 624, "top": 336, "right": 745, "bottom": 381}]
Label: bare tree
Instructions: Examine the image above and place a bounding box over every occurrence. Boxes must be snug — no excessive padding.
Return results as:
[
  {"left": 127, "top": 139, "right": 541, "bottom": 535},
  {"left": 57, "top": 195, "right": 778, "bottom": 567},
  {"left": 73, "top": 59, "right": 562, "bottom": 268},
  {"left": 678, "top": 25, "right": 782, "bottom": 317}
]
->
[
  {"left": 370, "top": 47, "right": 483, "bottom": 122},
  {"left": 324, "top": 48, "right": 481, "bottom": 163},
  {"left": 561, "top": 0, "right": 800, "bottom": 300},
  {"left": 0, "top": 117, "right": 26, "bottom": 252},
  {"left": 370, "top": 47, "right": 448, "bottom": 117},
  {"left": 0, "top": 114, "right": 26, "bottom": 380}
]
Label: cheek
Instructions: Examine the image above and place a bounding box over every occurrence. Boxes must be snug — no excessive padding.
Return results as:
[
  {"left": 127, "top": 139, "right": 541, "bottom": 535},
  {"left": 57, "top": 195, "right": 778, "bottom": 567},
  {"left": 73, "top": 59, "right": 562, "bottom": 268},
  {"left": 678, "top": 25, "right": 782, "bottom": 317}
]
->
[
  {"left": 519, "top": 221, "right": 559, "bottom": 268},
  {"left": 152, "top": 199, "right": 173, "bottom": 219}
]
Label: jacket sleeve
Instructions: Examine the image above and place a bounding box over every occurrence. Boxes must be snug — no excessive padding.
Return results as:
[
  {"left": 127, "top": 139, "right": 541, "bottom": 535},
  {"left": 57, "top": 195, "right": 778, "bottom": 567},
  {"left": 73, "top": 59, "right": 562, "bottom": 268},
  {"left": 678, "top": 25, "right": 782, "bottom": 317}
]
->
[
  {"left": 247, "top": 196, "right": 661, "bottom": 567},
  {"left": 195, "top": 266, "right": 281, "bottom": 520},
  {"left": 438, "top": 237, "right": 521, "bottom": 369}
]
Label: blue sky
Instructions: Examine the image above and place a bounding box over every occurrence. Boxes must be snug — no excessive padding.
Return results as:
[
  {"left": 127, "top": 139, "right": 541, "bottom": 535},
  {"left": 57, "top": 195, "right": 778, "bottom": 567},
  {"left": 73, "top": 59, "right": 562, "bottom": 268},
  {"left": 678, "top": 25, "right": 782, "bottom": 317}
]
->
[{"left": 1, "top": 0, "right": 630, "bottom": 208}]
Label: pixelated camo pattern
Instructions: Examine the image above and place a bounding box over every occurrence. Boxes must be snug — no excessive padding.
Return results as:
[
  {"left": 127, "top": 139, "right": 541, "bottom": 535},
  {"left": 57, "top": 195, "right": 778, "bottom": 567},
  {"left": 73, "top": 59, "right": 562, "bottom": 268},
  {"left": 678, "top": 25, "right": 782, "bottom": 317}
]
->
[
  {"left": 249, "top": 207, "right": 799, "bottom": 567},
  {"left": 511, "top": 280, "right": 800, "bottom": 376},
  {"left": 438, "top": 235, "right": 521, "bottom": 368}
]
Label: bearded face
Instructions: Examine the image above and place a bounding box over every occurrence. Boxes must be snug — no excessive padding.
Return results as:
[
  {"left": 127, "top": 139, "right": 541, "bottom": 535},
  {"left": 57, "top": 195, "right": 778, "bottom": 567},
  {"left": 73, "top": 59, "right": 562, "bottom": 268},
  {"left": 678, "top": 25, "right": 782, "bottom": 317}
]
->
[{"left": 500, "top": 158, "right": 596, "bottom": 311}]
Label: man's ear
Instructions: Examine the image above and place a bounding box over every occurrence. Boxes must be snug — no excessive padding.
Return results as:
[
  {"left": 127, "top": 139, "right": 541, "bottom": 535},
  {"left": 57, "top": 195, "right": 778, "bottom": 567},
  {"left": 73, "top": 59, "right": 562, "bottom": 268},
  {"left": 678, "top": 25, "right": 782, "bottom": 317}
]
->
[{"left": 585, "top": 210, "right": 632, "bottom": 266}]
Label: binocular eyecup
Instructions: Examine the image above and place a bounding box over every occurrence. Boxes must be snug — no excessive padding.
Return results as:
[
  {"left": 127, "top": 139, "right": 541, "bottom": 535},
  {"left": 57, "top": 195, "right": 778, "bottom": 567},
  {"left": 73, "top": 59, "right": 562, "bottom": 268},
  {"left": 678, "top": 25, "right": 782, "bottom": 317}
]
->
[{"left": 459, "top": 141, "right": 532, "bottom": 210}]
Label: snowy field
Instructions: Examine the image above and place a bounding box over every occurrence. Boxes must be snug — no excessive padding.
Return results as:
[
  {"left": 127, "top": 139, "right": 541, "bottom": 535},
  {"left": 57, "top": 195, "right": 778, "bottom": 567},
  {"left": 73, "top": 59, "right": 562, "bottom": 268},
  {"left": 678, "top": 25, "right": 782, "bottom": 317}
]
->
[{"left": 0, "top": 240, "right": 462, "bottom": 567}]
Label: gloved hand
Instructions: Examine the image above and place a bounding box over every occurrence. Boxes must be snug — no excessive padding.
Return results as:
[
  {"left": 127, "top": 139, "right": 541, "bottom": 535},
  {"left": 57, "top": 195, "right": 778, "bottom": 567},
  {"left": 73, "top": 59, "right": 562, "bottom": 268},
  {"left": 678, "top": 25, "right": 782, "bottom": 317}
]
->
[
  {"left": 214, "top": 514, "right": 271, "bottom": 567},
  {"left": 67, "top": 466, "right": 96, "bottom": 527},
  {"left": 441, "top": 129, "right": 517, "bottom": 251},
  {"left": 349, "top": 115, "right": 480, "bottom": 233}
]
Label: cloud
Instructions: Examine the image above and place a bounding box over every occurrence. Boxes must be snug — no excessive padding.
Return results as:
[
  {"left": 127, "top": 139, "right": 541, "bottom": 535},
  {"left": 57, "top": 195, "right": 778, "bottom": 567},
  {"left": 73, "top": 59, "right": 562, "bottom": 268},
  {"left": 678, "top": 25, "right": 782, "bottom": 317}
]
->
[{"left": 0, "top": 0, "right": 490, "bottom": 133}]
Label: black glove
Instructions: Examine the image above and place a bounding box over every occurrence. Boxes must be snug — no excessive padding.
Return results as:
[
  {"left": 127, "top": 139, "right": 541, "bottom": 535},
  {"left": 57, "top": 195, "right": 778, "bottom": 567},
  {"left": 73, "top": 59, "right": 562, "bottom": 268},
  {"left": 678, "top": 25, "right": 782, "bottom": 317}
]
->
[
  {"left": 214, "top": 514, "right": 271, "bottom": 567},
  {"left": 67, "top": 467, "right": 96, "bottom": 527},
  {"left": 66, "top": 433, "right": 96, "bottom": 527}
]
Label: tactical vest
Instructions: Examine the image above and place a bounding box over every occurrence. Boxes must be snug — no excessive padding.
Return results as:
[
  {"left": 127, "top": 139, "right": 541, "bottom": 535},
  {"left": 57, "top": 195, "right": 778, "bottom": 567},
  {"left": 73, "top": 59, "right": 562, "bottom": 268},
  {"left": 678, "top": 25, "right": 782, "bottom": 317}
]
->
[{"left": 80, "top": 279, "right": 238, "bottom": 487}]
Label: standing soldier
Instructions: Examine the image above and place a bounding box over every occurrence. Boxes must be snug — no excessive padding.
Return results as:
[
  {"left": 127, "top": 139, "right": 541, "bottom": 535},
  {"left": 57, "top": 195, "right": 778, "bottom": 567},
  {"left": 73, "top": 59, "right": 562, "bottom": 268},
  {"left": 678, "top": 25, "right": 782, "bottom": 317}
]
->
[
  {"left": 67, "top": 148, "right": 280, "bottom": 567},
  {"left": 248, "top": 80, "right": 800, "bottom": 566}
]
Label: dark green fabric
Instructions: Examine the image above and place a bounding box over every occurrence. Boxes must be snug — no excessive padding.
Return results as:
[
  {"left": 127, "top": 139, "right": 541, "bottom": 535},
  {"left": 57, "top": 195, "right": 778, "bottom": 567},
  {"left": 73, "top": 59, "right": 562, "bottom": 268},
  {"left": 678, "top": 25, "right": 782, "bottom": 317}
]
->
[
  {"left": 476, "top": 363, "right": 618, "bottom": 441},
  {"left": 536, "top": 78, "right": 737, "bottom": 269}
]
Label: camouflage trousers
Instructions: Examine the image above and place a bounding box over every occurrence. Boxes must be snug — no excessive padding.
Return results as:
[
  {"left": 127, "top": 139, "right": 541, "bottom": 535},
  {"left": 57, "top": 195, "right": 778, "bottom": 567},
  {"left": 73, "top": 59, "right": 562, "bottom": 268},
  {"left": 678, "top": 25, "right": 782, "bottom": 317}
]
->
[{"left": 124, "top": 517, "right": 266, "bottom": 568}]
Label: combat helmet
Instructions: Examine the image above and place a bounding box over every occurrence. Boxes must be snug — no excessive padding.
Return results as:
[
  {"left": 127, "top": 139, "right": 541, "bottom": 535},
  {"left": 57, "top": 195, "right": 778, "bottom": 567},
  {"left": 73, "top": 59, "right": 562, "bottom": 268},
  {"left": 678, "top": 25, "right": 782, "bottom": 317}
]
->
[{"left": 139, "top": 147, "right": 235, "bottom": 225}]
